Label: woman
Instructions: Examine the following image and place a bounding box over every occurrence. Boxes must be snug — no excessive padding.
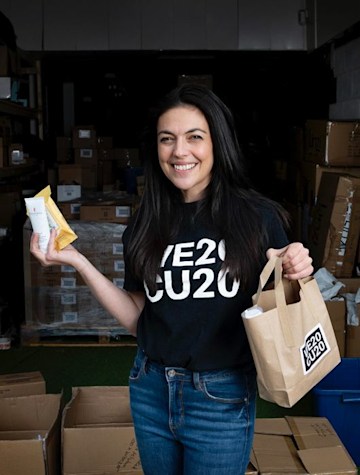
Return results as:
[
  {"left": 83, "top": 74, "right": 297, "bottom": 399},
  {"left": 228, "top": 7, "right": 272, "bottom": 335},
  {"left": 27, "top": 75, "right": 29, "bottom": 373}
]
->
[{"left": 31, "top": 84, "right": 313, "bottom": 474}]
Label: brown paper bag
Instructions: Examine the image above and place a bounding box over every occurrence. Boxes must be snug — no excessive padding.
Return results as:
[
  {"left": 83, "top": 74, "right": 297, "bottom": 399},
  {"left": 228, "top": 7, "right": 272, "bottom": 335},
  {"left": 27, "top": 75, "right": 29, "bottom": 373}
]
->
[{"left": 242, "top": 256, "right": 341, "bottom": 408}]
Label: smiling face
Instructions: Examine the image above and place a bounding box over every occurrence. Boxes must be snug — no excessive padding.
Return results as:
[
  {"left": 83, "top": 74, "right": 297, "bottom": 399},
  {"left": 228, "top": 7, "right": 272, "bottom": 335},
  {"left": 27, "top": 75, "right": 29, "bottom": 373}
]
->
[{"left": 157, "top": 105, "right": 214, "bottom": 203}]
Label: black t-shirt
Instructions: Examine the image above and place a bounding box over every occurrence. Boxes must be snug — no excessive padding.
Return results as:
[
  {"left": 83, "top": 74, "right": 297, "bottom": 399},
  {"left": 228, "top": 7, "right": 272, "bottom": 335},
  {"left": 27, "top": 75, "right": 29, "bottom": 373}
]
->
[{"left": 123, "top": 201, "right": 289, "bottom": 371}]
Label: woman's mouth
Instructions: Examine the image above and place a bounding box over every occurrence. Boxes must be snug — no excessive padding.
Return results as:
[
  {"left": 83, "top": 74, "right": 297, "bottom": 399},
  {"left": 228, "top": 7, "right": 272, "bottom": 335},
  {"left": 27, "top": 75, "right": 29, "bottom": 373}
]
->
[{"left": 173, "top": 163, "right": 196, "bottom": 171}]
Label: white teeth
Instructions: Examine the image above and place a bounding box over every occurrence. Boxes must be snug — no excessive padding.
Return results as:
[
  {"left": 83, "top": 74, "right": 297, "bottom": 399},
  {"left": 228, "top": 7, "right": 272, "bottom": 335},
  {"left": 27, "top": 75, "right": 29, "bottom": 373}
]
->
[{"left": 174, "top": 164, "right": 196, "bottom": 171}]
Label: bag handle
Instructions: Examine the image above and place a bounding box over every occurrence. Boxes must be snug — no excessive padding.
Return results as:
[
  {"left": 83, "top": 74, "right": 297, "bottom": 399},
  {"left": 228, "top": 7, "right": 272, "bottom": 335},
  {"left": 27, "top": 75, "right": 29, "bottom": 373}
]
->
[{"left": 254, "top": 256, "right": 295, "bottom": 347}]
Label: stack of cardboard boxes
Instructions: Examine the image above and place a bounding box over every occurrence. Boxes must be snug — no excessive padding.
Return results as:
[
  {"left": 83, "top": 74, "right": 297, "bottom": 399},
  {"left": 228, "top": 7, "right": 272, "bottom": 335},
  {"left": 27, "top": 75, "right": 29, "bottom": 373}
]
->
[
  {"left": 22, "top": 219, "right": 130, "bottom": 341},
  {"left": 287, "top": 119, "right": 360, "bottom": 359}
]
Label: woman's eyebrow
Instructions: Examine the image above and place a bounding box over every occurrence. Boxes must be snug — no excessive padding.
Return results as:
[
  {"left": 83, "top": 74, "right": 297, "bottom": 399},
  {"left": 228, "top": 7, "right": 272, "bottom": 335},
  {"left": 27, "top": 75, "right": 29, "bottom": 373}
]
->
[{"left": 157, "top": 127, "right": 207, "bottom": 136}]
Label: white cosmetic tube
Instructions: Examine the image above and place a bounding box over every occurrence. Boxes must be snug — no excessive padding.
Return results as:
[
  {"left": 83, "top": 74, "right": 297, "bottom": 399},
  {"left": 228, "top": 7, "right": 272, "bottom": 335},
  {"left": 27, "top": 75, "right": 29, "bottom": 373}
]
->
[{"left": 25, "top": 196, "right": 50, "bottom": 253}]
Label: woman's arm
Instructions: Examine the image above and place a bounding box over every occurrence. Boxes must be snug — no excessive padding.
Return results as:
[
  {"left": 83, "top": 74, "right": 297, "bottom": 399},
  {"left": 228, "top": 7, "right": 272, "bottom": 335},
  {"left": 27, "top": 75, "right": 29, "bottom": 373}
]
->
[{"left": 30, "top": 229, "right": 144, "bottom": 336}]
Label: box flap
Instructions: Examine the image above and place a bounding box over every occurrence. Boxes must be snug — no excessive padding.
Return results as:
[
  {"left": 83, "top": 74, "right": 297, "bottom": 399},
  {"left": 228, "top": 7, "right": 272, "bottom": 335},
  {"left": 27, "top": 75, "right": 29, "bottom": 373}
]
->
[
  {"left": 299, "top": 446, "right": 357, "bottom": 474},
  {"left": 286, "top": 416, "right": 343, "bottom": 449},
  {"left": 0, "top": 393, "right": 61, "bottom": 432},
  {"left": 0, "top": 371, "right": 46, "bottom": 397},
  {"left": 64, "top": 386, "right": 132, "bottom": 427},
  {"left": 254, "top": 418, "right": 293, "bottom": 436},
  {"left": 252, "top": 433, "right": 305, "bottom": 473}
]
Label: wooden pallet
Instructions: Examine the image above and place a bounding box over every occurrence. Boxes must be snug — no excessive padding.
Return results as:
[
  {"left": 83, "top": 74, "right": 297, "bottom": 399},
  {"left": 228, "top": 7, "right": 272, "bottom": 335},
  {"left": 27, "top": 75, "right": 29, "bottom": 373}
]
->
[{"left": 20, "top": 324, "right": 137, "bottom": 347}]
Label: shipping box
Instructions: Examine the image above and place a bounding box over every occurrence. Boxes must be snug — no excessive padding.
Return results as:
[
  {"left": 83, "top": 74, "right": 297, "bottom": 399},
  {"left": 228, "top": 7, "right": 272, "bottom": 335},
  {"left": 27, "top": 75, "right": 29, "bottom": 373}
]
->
[
  {"left": 0, "top": 393, "right": 63, "bottom": 475},
  {"left": 308, "top": 173, "right": 360, "bottom": 277},
  {"left": 305, "top": 120, "right": 360, "bottom": 166},
  {"left": 79, "top": 201, "right": 131, "bottom": 223},
  {"left": 300, "top": 161, "right": 360, "bottom": 206},
  {"left": 62, "top": 386, "right": 142, "bottom": 475},
  {"left": 0, "top": 371, "right": 46, "bottom": 397},
  {"left": 251, "top": 416, "right": 357, "bottom": 474},
  {"left": 338, "top": 277, "right": 360, "bottom": 357},
  {"left": 325, "top": 300, "right": 346, "bottom": 357}
]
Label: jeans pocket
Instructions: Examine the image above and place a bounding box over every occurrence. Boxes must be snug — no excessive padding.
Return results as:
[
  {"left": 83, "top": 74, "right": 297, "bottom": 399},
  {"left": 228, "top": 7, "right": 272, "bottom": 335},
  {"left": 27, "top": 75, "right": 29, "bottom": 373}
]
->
[
  {"left": 200, "top": 370, "right": 256, "bottom": 404},
  {"left": 129, "top": 348, "right": 147, "bottom": 381}
]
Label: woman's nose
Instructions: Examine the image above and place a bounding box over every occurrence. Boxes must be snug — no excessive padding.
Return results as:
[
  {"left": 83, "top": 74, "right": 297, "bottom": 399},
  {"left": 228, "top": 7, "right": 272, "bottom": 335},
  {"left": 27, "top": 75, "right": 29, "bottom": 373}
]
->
[{"left": 173, "top": 138, "right": 188, "bottom": 157}]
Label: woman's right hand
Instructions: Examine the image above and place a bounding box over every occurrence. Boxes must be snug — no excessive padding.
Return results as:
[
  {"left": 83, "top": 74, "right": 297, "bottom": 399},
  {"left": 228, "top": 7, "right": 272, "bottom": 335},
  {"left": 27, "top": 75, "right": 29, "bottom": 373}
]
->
[{"left": 30, "top": 228, "right": 80, "bottom": 267}]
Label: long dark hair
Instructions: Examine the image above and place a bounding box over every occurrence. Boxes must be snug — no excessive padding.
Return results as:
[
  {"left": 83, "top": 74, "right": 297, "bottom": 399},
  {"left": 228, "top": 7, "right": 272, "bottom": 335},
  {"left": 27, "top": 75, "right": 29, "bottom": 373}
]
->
[{"left": 126, "top": 84, "right": 289, "bottom": 292}]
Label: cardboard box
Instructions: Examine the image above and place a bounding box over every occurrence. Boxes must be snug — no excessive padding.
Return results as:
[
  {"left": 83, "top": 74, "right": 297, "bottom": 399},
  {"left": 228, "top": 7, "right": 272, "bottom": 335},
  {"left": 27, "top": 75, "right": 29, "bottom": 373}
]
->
[
  {"left": 72, "top": 125, "right": 97, "bottom": 148},
  {"left": 56, "top": 136, "right": 72, "bottom": 163},
  {"left": 300, "top": 161, "right": 360, "bottom": 206},
  {"left": 62, "top": 386, "right": 142, "bottom": 475},
  {"left": 57, "top": 185, "right": 81, "bottom": 202},
  {"left": 337, "top": 277, "right": 360, "bottom": 357},
  {"left": 57, "top": 201, "right": 81, "bottom": 220},
  {"left": 251, "top": 416, "right": 357, "bottom": 474},
  {"left": 0, "top": 371, "right": 46, "bottom": 397},
  {"left": 74, "top": 147, "right": 98, "bottom": 165},
  {"left": 58, "top": 164, "right": 97, "bottom": 189},
  {"left": 308, "top": 173, "right": 360, "bottom": 277},
  {"left": 325, "top": 300, "right": 346, "bottom": 357},
  {"left": 0, "top": 393, "right": 63, "bottom": 475},
  {"left": 80, "top": 202, "right": 131, "bottom": 223},
  {"left": 305, "top": 120, "right": 360, "bottom": 166}
]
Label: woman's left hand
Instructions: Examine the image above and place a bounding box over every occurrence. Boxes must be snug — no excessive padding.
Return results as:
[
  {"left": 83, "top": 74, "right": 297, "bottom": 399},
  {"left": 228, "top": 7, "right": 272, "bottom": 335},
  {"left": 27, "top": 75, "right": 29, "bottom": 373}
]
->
[{"left": 266, "top": 242, "right": 314, "bottom": 280}]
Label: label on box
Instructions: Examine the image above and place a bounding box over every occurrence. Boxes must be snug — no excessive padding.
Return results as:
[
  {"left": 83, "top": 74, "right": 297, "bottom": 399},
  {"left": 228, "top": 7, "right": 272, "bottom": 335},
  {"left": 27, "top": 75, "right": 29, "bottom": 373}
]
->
[
  {"left": 62, "top": 312, "right": 78, "bottom": 323},
  {"left": 61, "top": 277, "right": 76, "bottom": 289},
  {"left": 115, "top": 206, "right": 131, "bottom": 217},
  {"left": 113, "top": 277, "right": 124, "bottom": 288},
  {"left": 78, "top": 129, "right": 91, "bottom": 139},
  {"left": 114, "top": 260, "right": 125, "bottom": 272},
  {"left": 61, "top": 293, "right": 77, "bottom": 305},
  {"left": 113, "top": 243, "right": 123, "bottom": 255},
  {"left": 80, "top": 148, "right": 93, "bottom": 158}
]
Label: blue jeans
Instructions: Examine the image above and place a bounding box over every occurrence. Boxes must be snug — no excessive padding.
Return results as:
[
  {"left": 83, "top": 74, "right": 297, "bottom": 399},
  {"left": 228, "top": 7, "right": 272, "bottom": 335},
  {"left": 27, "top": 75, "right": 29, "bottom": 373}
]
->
[{"left": 129, "top": 348, "right": 257, "bottom": 475}]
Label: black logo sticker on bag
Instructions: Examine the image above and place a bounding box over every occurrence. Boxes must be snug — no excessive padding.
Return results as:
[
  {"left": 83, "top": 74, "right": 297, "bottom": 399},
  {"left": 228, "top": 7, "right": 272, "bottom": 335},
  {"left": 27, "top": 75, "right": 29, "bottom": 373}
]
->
[{"left": 300, "top": 323, "right": 330, "bottom": 374}]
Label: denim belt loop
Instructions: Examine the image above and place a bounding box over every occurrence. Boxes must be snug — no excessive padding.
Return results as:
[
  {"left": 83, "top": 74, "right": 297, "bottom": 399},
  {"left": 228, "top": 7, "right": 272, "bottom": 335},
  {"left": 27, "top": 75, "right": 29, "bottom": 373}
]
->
[
  {"left": 141, "top": 350, "right": 149, "bottom": 374},
  {"left": 192, "top": 371, "right": 201, "bottom": 390}
]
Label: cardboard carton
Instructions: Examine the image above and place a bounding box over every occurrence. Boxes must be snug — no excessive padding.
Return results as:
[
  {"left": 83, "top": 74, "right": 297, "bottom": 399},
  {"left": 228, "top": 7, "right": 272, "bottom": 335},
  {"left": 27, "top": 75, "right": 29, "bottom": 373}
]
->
[
  {"left": 308, "top": 173, "right": 360, "bottom": 277},
  {"left": 305, "top": 120, "right": 360, "bottom": 166},
  {"left": 300, "top": 161, "right": 360, "bottom": 206},
  {"left": 251, "top": 416, "right": 357, "bottom": 474},
  {"left": 0, "top": 370, "right": 46, "bottom": 397},
  {"left": 62, "top": 386, "right": 142, "bottom": 474},
  {"left": 0, "top": 393, "right": 63, "bottom": 475},
  {"left": 325, "top": 300, "right": 346, "bottom": 357},
  {"left": 338, "top": 277, "right": 360, "bottom": 357}
]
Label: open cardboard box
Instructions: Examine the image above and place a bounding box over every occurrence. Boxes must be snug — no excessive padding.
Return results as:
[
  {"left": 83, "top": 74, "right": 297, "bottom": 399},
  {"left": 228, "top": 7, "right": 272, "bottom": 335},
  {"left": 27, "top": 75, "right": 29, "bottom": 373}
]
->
[
  {"left": 62, "top": 386, "right": 142, "bottom": 475},
  {"left": 0, "top": 370, "right": 46, "bottom": 397},
  {"left": 0, "top": 392, "right": 63, "bottom": 475},
  {"left": 251, "top": 416, "right": 357, "bottom": 474}
]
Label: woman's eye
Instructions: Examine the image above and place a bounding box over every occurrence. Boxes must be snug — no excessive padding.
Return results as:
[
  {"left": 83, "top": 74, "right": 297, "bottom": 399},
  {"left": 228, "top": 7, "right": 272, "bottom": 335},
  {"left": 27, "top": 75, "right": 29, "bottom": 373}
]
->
[
  {"left": 159, "top": 136, "right": 173, "bottom": 143},
  {"left": 190, "top": 134, "right": 202, "bottom": 140}
]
